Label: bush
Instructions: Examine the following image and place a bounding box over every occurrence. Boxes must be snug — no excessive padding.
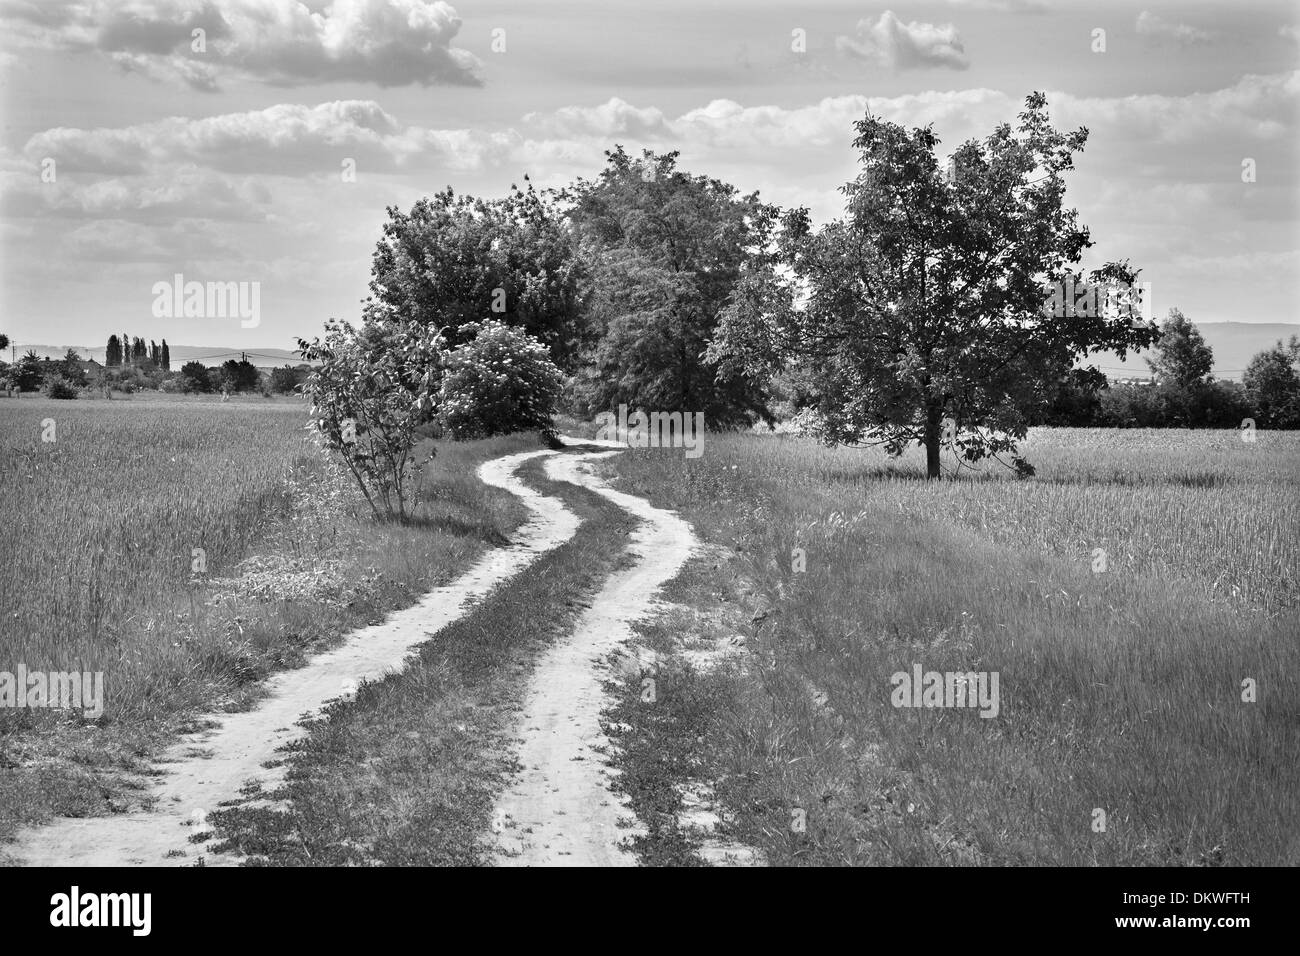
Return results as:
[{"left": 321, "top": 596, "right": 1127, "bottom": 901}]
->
[
  {"left": 45, "top": 378, "right": 79, "bottom": 400},
  {"left": 297, "top": 317, "right": 444, "bottom": 521},
  {"left": 219, "top": 359, "right": 260, "bottom": 393},
  {"left": 1095, "top": 380, "right": 1252, "bottom": 429},
  {"left": 439, "top": 320, "right": 564, "bottom": 440},
  {"left": 179, "top": 361, "right": 214, "bottom": 393},
  {"left": 270, "top": 364, "right": 309, "bottom": 395}
]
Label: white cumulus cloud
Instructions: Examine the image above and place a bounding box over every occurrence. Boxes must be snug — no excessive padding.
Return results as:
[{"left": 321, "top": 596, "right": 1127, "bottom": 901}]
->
[
  {"left": 0, "top": 0, "right": 482, "bottom": 89},
  {"left": 835, "top": 10, "right": 969, "bottom": 71}
]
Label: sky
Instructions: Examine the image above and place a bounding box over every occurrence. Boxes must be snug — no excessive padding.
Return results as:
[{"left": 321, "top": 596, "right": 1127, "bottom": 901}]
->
[{"left": 0, "top": 0, "right": 1296, "bottom": 353}]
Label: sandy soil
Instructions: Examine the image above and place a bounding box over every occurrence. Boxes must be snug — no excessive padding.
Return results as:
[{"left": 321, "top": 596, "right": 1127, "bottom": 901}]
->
[
  {"left": 490, "top": 449, "right": 699, "bottom": 866},
  {"left": 5, "top": 450, "right": 577, "bottom": 867}
]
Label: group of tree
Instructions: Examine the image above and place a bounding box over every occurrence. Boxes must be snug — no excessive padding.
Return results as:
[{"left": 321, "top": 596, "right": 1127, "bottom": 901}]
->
[
  {"left": 0, "top": 338, "right": 312, "bottom": 399},
  {"left": 1, "top": 348, "right": 94, "bottom": 397},
  {"left": 106, "top": 334, "right": 169, "bottom": 370},
  {"left": 302, "top": 90, "right": 1300, "bottom": 516},
  {"left": 1041, "top": 310, "right": 1300, "bottom": 430}
]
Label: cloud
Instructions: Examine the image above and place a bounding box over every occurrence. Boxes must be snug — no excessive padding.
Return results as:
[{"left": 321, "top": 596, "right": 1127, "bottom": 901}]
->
[
  {"left": 0, "top": 0, "right": 482, "bottom": 89},
  {"left": 24, "top": 71, "right": 1295, "bottom": 190},
  {"left": 1053, "top": 71, "right": 1298, "bottom": 146},
  {"left": 0, "top": 161, "right": 273, "bottom": 222},
  {"left": 22, "top": 101, "right": 523, "bottom": 176},
  {"left": 835, "top": 10, "right": 969, "bottom": 71},
  {"left": 6, "top": 73, "right": 1294, "bottom": 285},
  {"left": 522, "top": 100, "right": 671, "bottom": 140},
  {"left": 1135, "top": 11, "right": 1213, "bottom": 46}
]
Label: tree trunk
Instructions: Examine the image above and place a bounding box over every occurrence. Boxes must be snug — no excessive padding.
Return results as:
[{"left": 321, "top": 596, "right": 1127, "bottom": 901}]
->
[{"left": 924, "top": 404, "right": 942, "bottom": 480}]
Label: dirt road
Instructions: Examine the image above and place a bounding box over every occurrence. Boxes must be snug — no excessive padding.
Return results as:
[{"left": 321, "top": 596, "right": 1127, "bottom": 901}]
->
[
  {"left": 490, "top": 450, "right": 699, "bottom": 866},
  {"left": 5, "top": 450, "right": 577, "bottom": 867}
]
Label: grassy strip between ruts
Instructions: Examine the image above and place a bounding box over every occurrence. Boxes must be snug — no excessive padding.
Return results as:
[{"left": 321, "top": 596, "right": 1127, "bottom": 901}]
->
[
  {"left": 204, "top": 452, "right": 637, "bottom": 866},
  {"left": 0, "top": 432, "right": 536, "bottom": 854}
]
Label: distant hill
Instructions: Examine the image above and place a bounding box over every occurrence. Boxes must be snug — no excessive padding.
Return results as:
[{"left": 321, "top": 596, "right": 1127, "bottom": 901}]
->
[
  {"left": 6, "top": 345, "right": 315, "bottom": 369},
  {"left": 1085, "top": 322, "right": 1299, "bottom": 381}
]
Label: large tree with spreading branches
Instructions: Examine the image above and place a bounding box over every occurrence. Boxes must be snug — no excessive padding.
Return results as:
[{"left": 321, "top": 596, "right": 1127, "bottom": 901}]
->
[{"left": 709, "top": 92, "right": 1159, "bottom": 478}]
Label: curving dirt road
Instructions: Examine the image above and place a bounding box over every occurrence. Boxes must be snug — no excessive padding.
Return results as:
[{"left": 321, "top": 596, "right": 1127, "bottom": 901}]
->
[
  {"left": 5, "top": 450, "right": 578, "bottom": 867},
  {"left": 490, "top": 449, "right": 699, "bottom": 866}
]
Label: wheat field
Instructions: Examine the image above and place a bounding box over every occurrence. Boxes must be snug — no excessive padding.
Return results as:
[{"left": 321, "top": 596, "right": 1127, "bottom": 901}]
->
[
  {"left": 0, "top": 397, "right": 315, "bottom": 671},
  {"left": 607, "top": 426, "right": 1299, "bottom": 864}
]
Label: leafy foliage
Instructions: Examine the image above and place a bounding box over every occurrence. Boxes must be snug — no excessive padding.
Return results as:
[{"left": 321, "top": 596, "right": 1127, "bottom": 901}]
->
[
  {"left": 1243, "top": 336, "right": 1300, "bottom": 428},
  {"left": 1146, "top": 308, "right": 1212, "bottom": 387},
  {"left": 439, "top": 320, "right": 564, "bottom": 440},
  {"left": 709, "top": 93, "right": 1159, "bottom": 477},
  {"left": 365, "top": 181, "right": 590, "bottom": 371},
  {"left": 297, "top": 318, "right": 444, "bottom": 521},
  {"left": 179, "top": 361, "right": 214, "bottom": 393},
  {"left": 44, "top": 378, "right": 79, "bottom": 400},
  {"left": 219, "top": 358, "right": 260, "bottom": 393},
  {"left": 563, "top": 147, "right": 777, "bottom": 428},
  {"left": 14, "top": 350, "right": 44, "bottom": 391}
]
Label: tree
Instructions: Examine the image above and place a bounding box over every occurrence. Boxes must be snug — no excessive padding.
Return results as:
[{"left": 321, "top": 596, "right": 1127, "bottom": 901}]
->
[
  {"left": 439, "top": 320, "right": 564, "bottom": 440},
  {"left": 298, "top": 317, "right": 445, "bottom": 521},
  {"left": 160, "top": 339, "right": 171, "bottom": 371},
  {"left": 150, "top": 340, "right": 160, "bottom": 366},
  {"left": 122, "top": 332, "right": 131, "bottom": 366},
  {"left": 60, "top": 348, "right": 87, "bottom": 387},
  {"left": 563, "top": 147, "right": 777, "bottom": 429},
  {"left": 0, "top": 332, "right": 8, "bottom": 353},
  {"left": 179, "top": 361, "right": 213, "bottom": 393},
  {"left": 1039, "top": 367, "right": 1107, "bottom": 426},
  {"left": 270, "top": 364, "right": 301, "bottom": 394},
  {"left": 1244, "top": 336, "right": 1300, "bottom": 428},
  {"left": 14, "top": 350, "right": 44, "bottom": 391},
  {"left": 709, "top": 93, "right": 1158, "bottom": 478},
  {"left": 364, "top": 179, "right": 590, "bottom": 373},
  {"left": 219, "top": 359, "right": 259, "bottom": 392},
  {"left": 106, "top": 335, "right": 122, "bottom": 368},
  {"left": 1147, "top": 308, "right": 1212, "bottom": 387}
]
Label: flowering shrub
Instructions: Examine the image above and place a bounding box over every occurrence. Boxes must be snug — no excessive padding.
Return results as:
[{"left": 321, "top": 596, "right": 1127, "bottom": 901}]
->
[
  {"left": 439, "top": 321, "right": 564, "bottom": 440},
  {"left": 297, "top": 317, "right": 444, "bottom": 521}
]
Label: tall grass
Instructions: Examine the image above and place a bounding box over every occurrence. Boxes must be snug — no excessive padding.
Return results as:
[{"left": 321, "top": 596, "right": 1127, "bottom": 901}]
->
[
  {"left": 745, "top": 426, "right": 1299, "bottom": 609},
  {"left": 0, "top": 396, "right": 531, "bottom": 845},
  {"left": 0, "top": 399, "right": 313, "bottom": 670},
  {"left": 606, "top": 427, "right": 1299, "bottom": 864}
]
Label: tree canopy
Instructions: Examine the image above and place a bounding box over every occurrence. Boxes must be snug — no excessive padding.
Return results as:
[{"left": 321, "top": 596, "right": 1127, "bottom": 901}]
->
[
  {"left": 563, "top": 146, "right": 778, "bottom": 429},
  {"left": 709, "top": 92, "right": 1159, "bottom": 477},
  {"left": 364, "top": 180, "right": 590, "bottom": 373}
]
